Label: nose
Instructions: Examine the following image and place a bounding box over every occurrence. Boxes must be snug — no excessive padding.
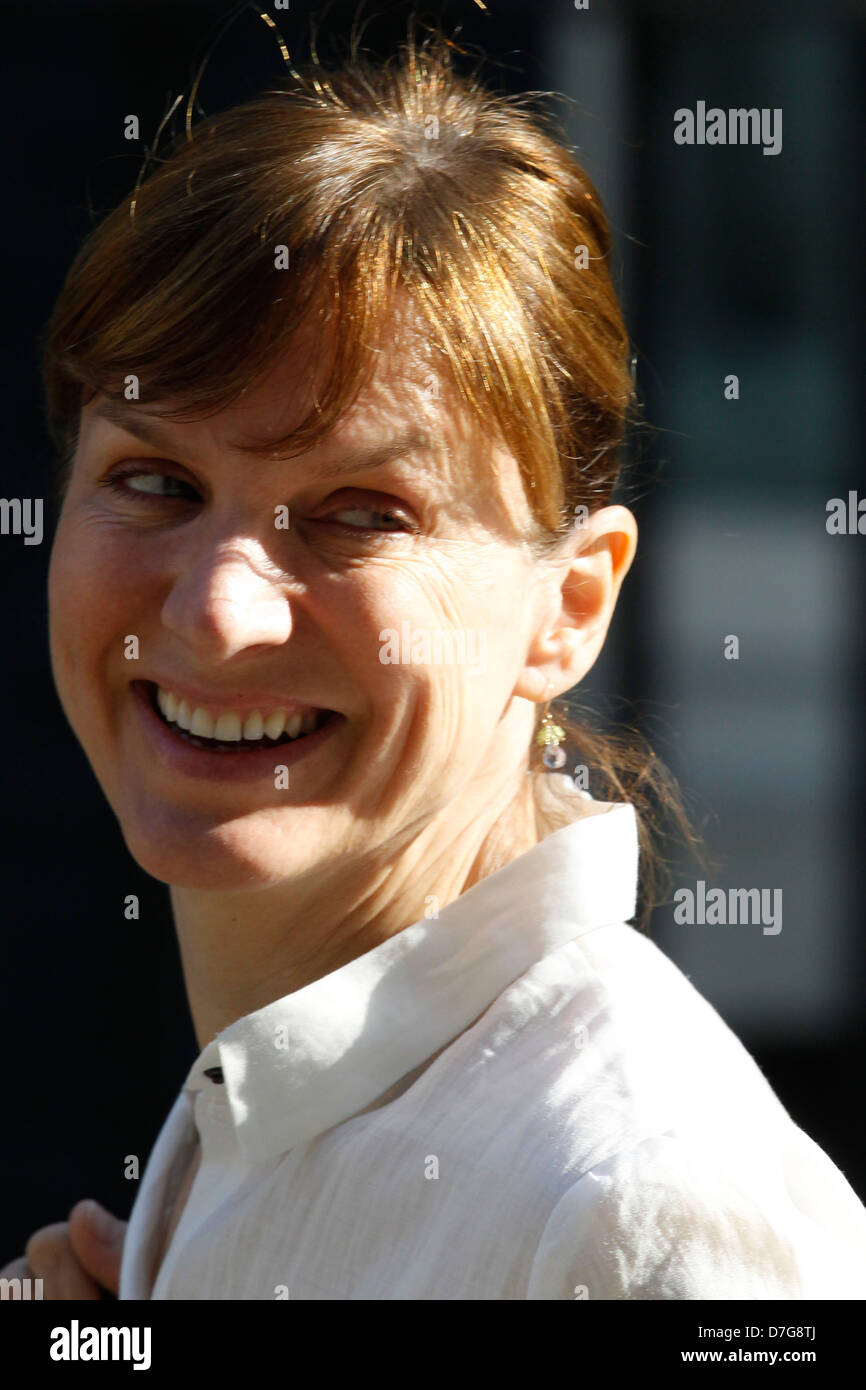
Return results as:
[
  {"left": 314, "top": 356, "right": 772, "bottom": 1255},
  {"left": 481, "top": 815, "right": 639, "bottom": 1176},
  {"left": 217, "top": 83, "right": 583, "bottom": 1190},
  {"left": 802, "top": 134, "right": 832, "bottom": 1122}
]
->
[{"left": 160, "top": 540, "right": 294, "bottom": 660}]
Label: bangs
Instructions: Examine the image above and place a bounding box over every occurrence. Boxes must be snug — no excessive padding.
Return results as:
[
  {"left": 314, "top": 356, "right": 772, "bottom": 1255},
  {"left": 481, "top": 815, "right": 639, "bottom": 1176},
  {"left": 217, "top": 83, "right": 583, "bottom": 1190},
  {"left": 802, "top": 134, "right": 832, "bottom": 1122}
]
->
[
  {"left": 41, "top": 35, "right": 634, "bottom": 529},
  {"left": 41, "top": 127, "right": 407, "bottom": 465}
]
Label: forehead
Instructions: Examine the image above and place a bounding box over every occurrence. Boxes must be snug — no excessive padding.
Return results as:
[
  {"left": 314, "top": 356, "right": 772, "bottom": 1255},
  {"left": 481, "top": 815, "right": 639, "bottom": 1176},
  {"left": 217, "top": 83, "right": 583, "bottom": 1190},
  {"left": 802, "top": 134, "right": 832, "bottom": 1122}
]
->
[
  {"left": 81, "top": 299, "right": 536, "bottom": 537},
  {"left": 238, "top": 305, "right": 532, "bottom": 534},
  {"left": 229, "top": 298, "right": 453, "bottom": 452},
  {"left": 82, "top": 301, "right": 447, "bottom": 455}
]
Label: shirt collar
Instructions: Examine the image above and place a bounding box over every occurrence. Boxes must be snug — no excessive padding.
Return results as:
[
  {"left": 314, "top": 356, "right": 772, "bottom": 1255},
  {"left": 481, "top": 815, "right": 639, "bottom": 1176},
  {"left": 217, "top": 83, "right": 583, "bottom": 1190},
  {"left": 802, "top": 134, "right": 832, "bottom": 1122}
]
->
[{"left": 183, "top": 780, "right": 639, "bottom": 1163}]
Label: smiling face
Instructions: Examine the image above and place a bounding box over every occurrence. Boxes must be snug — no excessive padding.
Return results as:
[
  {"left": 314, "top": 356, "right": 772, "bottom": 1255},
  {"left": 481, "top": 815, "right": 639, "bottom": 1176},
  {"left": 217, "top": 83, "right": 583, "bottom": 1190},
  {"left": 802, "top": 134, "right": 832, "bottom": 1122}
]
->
[{"left": 47, "top": 309, "right": 553, "bottom": 891}]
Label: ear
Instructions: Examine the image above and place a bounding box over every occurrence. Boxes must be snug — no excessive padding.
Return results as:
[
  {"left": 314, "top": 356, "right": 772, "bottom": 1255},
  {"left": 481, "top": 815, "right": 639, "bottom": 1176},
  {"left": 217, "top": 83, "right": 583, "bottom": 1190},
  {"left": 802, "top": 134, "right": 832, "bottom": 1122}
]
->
[{"left": 513, "top": 506, "right": 638, "bottom": 703}]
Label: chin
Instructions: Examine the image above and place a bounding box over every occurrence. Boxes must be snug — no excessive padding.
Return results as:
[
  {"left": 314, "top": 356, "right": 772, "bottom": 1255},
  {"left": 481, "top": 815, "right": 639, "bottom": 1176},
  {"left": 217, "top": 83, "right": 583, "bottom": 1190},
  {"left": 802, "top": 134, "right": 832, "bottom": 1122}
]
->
[{"left": 117, "top": 808, "right": 321, "bottom": 892}]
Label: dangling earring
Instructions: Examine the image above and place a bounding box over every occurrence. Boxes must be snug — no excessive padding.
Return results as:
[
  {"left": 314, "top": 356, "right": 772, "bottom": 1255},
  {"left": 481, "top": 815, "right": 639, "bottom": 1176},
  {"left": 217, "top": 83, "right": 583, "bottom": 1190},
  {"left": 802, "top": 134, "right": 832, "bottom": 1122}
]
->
[{"left": 536, "top": 700, "right": 567, "bottom": 769}]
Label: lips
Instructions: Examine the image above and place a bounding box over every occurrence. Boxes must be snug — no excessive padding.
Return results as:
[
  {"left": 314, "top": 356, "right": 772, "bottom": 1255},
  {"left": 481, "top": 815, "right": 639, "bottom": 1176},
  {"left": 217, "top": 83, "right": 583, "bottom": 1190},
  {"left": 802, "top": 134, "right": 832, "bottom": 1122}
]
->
[
  {"left": 139, "top": 681, "right": 335, "bottom": 752},
  {"left": 129, "top": 679, "right": 345, "bottom": 784}
]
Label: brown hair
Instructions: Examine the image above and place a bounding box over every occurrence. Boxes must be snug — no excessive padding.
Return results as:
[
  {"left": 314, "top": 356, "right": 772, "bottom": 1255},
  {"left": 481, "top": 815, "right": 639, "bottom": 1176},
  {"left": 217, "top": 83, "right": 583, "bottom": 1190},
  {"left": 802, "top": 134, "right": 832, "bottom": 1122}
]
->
[{"left": 40, "top": 24, "right": 704, "bottom": 928}]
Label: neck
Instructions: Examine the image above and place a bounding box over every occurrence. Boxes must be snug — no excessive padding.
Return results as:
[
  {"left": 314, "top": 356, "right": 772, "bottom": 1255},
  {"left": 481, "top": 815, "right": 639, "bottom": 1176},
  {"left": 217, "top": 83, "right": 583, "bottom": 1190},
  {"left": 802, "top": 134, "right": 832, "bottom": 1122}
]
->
[{"left": 170, "top": 767, "right": 539, "bottom": 1050}]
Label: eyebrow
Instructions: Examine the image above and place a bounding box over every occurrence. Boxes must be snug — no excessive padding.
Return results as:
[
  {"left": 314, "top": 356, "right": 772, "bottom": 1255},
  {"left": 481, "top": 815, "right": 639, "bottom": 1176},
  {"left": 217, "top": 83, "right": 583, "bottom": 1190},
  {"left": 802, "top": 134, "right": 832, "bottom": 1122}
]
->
[{"left": 89, "top": 399, "right": 433, "bottom": 479}]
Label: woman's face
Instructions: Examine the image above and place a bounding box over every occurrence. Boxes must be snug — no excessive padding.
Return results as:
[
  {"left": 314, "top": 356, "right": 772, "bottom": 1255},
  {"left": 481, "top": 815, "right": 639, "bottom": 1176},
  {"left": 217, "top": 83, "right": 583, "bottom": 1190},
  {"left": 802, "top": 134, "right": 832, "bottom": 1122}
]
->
[{"left": 47, "top": 315, "right": 554, "bottom": 891}]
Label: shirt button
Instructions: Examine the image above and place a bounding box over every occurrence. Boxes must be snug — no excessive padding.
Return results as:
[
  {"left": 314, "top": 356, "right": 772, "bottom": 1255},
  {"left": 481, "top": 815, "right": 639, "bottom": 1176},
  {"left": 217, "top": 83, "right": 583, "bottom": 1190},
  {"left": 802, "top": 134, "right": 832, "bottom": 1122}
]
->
[{"left": 203, "top": 1066, "right": 224, "bottom": 1084}]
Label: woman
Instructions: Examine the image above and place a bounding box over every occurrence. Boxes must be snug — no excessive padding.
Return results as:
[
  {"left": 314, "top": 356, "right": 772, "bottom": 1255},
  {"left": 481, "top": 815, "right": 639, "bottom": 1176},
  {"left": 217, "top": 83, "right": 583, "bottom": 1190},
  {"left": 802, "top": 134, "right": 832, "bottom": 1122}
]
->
[{"left": 6, "top": 30, "right": 866, "bottom": 1300}]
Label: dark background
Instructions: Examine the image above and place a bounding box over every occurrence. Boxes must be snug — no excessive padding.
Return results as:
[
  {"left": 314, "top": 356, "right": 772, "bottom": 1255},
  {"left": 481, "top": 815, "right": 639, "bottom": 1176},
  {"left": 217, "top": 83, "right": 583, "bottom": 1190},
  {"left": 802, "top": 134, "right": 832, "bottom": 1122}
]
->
[{"left": 2, "top": 0, "right": 864, "bottom": 1261}]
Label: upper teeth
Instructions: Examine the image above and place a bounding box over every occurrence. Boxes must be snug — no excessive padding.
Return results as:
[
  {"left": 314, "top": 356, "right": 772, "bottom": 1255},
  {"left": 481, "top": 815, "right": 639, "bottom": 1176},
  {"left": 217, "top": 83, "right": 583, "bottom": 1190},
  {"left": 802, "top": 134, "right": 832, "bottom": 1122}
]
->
[{"left": 155, "top": 687, "right": 320, "bottom": 742}]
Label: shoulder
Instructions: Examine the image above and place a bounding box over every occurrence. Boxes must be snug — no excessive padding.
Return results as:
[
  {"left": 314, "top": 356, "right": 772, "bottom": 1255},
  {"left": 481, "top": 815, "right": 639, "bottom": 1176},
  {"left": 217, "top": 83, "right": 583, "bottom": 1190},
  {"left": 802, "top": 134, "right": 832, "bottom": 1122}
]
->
[
  {"left": 499, "top": 918, "right": 789, "bottom": 1153},
  {"left": 471, "top": 926, "right": 866, "bottom": 1297},
  {"left": 518, "top": 920, "right": 856, "bottom": 1186},
  {"left": 525, "top": 1131, "right": 866, "bottom": 1300}
]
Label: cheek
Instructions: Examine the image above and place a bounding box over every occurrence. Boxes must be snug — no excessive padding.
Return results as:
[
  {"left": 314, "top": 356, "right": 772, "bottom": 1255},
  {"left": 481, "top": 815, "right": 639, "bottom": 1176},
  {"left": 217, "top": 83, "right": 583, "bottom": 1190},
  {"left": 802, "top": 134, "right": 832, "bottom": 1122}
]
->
[
  {"left": 356, "top": 553, "right": 522, "bottom": 708},
  {"left": 48, "top": 519, "right": 141, "bottom": 691},
  {"left": 360, "top": 547, "right": 509, "bottom": 629}
]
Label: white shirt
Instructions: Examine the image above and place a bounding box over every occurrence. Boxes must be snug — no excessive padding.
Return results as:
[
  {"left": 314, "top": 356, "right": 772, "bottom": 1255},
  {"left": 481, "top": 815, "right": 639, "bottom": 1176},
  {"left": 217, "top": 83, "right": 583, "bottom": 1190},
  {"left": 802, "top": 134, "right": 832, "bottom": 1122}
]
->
[{"left": 118, "top": 777, "right": 866, "bottom": 1300}]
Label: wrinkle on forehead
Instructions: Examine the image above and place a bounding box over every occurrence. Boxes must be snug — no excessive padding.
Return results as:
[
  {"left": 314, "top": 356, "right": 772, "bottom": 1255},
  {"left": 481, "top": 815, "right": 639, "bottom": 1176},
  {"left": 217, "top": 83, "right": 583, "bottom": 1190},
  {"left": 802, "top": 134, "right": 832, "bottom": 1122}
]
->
[
  {"left": 80, "top": 292, "right": 540, "bottom": 547},
  {"left": 219, "top": 295, "right": 539, "bottom": 545}
]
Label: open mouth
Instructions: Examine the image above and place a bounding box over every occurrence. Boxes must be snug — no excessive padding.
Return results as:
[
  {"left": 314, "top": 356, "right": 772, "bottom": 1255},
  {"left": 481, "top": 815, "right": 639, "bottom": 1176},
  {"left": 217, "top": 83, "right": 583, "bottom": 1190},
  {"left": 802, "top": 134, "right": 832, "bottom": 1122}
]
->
[{"left": 142, "top": 681, "right": 339, "bottom": 753}]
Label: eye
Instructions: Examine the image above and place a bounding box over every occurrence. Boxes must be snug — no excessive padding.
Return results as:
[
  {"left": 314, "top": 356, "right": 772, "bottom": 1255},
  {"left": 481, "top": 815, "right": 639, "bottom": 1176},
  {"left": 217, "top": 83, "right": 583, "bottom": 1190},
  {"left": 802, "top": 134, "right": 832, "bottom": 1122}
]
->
[
  {"left": 315, "top": 491, "right": 417, "bottom": 533},
  {"left": 102, "top": 468, "right": 200, "bottom": 502},
  {"left": 325, "top": 504, "right": 411, "bottom": 532}
]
